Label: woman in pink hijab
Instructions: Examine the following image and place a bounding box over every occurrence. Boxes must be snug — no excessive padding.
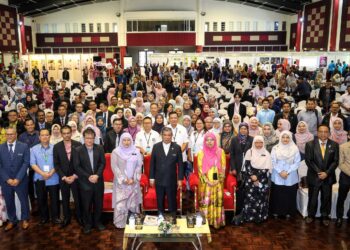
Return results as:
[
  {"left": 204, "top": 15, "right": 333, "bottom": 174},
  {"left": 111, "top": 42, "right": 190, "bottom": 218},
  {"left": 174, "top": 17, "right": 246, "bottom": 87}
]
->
[
  {"left": 154, "top": 82, "right": 167, "bottom": 102},
  {"left": 329, "top": 118, "right": 348, "bottom": 145},
  {"left": 276, "top": 118, "right": 291, "bottom": 137},
  {"left": 197, "top": 132, "right": 226, "bottom": 229},
  {"left": 107, "top": 88, "right": 116, "bottom": 106}
]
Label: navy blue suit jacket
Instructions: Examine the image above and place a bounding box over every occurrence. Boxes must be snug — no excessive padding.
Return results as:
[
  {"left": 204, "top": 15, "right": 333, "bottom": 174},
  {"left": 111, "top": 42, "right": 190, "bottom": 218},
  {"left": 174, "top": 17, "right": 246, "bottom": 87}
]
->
[{"left": 0, "top": 141, "right": 30, "bottom": 184}]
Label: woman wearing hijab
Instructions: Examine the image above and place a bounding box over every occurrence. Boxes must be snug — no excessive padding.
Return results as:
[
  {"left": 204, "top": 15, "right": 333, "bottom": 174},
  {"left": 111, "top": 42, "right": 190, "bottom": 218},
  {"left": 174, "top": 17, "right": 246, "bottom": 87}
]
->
[
  {"left": 134, "top": 97, "right": 145, "bottom": 114},
  {"left": 295, "top": 121, "right": 314, "bottom": 160},
  {"left": 50, "top": 124, "right": 63, "bottom": 145},
  {"left": 248, "top": 117, "right": 262, "bottom": 137},
  {"left": 123, "top": 116, "right": 140, "bottom": 142},
  {"left": 67, "top": 121, "right": 81, "bottom": 142},
  {"left": 241, "top": 136, "right": 272, "bottom": 224},
  {"left": 114, "top": 108, "right": 128, "bottom": 128},
  {"left": 111, "top": 133, "right": 143, "bottom": 228},
  {"left": 211, "top": 118, "right": 222, "bottom": 134},
  {"left": 135, "top": 112, "right": 144, "bottom": 128},
  {"left": 188, "top": 118, "right": 206, "bottom": 162},
  {"left": 198, "top": 132, "right": 226, "bottom": 229},
  {"left": 329, "top": 117, "right": 348, "bottom": 145},
  {"left": 174, "top": 106, "right": 184, "bottom": 124},
  {"left": 183, "top": 100, "right": 193, "bottom": 117},
  {"left": 276, "top": 118, "right": 291, "bottom": 137},
  {"left": 232, "top": 114, "right": 241, "bottom": 136},
  {"left": 107, "top": 88, "right": 116, "bottom": 106},
  {"left": 200, "top": 103, "right": 210, "bottom": 120},
  {"left": 262, "top": 123, "right": 279, "bottom": 152},
  {"left": 182, "top": 115, "right": 194, "bottom": 137},
  {"left": 220, "top": 120, "right": 234, "bottom": 154},
  {"left": 152, "top": 114, "right": 165, "bottom": 134},
  {"left": 230, "top": 122, "right": 254, "bottom": 225},
  {"left": 96, "top": 116, "right": 106, "bottom": 141},
  {"left": 270, "top": 131, "right": 301, "bottom": 218}
]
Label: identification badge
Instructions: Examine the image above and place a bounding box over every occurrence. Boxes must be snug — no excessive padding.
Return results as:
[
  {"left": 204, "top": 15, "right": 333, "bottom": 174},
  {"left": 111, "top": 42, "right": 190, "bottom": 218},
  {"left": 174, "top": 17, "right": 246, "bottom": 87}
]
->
[
  {"left": 43, "top": 165, "right": 50, "bottom": 172},
  {"left": 146, "top": 146, "right": 151, "bottom": 153}
]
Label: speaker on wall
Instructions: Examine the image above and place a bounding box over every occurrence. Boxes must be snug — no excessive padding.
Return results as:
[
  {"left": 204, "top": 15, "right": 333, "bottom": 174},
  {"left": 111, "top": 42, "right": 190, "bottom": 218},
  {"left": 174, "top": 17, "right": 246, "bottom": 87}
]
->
[{"left": 93, "top": 56, "right": 101, "bottom": 62}]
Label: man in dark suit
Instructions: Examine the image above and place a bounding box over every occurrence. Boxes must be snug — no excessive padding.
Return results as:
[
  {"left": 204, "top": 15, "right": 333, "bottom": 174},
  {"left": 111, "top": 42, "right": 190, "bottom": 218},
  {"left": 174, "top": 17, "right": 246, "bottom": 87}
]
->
[
  {"left": 335, "top": 140, "right": 350, "bottom": 227},
  {"left": 305, "top": 125, "right": 339, "bottom": 226},
  {"left": 54, "top": 125, "right": 83, "bottom": 228},
  {"left": 54, "top": 89, "right": 70, "bottom": 111},
  {"left": 150, "top": 127, "right": 184, "bottom": 218},
  {"left": 0, "top": 127, "right": 30, "bottom": 231},
  {"left": 35, "top": 110, "right": 52, "bottom": 131},
  {"left": 74, "top": 128, "right": 106, "bottom": 234},
  {"left": 62, "top": 68, "right": 70, "bottom": 81},
  {"left": 53, "top": 105, "right": 69, "bottom": 127},
  {"left": 229, "top": 123, "right": 253, "bottom": 225},
  {"left": 104, "top": 118, "right": 124, "bottom": 153},
  {"left": 272, "top": 102, "right": 298, "bottom": 133},
  {"left": 227, "top": 93, "right": 247, "bottom": 121},
  {"left": 97, "top": 101, "right": 114, "bottom": 129}
]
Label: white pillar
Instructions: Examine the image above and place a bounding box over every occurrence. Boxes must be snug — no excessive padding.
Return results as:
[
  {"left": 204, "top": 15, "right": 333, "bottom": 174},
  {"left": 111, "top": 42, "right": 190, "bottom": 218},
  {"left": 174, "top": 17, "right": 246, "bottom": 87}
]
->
[
  {"left": 117, "top": 0, "right": 127, "bottom": 47},
  {"left": 196, "top": 0, "right": 205, "bottom": 48}
]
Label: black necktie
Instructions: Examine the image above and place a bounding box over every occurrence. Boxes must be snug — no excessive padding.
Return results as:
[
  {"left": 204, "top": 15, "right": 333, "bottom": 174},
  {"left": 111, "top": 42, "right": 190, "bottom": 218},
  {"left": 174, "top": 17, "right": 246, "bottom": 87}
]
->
[{"left": 9, "top": 144, "right": 14, "bottom": 159}]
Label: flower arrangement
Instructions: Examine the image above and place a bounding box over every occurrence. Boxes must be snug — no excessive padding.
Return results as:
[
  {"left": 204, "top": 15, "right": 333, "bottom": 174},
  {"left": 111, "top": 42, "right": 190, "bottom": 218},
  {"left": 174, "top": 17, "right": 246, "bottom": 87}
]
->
[{"left": 158, "top": 220, "right": 173, "bottom": 234}]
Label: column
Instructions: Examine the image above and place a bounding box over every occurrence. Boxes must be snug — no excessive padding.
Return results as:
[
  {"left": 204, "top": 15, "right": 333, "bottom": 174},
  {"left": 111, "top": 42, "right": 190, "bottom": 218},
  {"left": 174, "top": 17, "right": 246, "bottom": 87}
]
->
[
  {"left": 329, "top": 0, "right": 340, "bottom": 51},
  {"left": 119, "top": 46, "right": 127, "bottom": 68},
  {"left": 117, "top": 0, "right": 127, "bottom": 67},
  {"left": 196, "top": 0, "right": 204, "bottom": 53},
  {"left": 295, "top": 10, "right": 303, "bottom": 52},
  {"left": 19, "top": 14, "right": 27, "bottom": 54}
]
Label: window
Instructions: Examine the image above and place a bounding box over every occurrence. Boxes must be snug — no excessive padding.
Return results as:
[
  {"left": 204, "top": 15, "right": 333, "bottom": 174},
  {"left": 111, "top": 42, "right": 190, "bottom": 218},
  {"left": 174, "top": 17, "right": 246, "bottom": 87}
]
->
[
  {"left": 89, "top": 23, "right": 94, "bottom": 33},
  {"left": 81, "top": 23, "right": 86, "bottom": 33},
  {"left": 229, "top": 22, "right": 234, "bottom": 31},
  {"left": 252, "top": 21, "right": 258, "bottom": 31},
  {"left": 65, "top": 23, "right": 70, "bottom": 33},
  {"left": 274, "top": 21, "right": 279, "bottom": 31},
  {"left": 112, "top": 23, "right": 118, "bottom": 32},
  {"left": 282, "top": 21, "right": 286, "bottom": 31},
  {"left": 43, "top": 24, "right": 49, "bottom": 33},
  {"left": 51, "top": 24, "right": 57, "bottom": 33},
  {"left": 236, "top": 21, "right": 241, "bottom": 31},
  {"left": 266, "top": 21, "right": 272, "bottom": 31},
  {"left": 97, "top": 23, "right": 101, "bottom": 33},
  {"left": 36, "top": 23, "right": 41, "bottom": 33},
  {"left": 205, "top": 22, "right": 209, "bottom": 32},
  {"left": 221, "top": 22, "right": 225, "bottom": 32},
  {"left": 244, "top": 21, "right": 250, "bottom": 31},
  {"left": 213, "top": 22, "right": 218, "bottom": 31},
  {"left": 105, "top": 23, "right": 110, "bottom": 32},
  {"left": 73, "top": 23, "right": 78, "bottom": 32}
]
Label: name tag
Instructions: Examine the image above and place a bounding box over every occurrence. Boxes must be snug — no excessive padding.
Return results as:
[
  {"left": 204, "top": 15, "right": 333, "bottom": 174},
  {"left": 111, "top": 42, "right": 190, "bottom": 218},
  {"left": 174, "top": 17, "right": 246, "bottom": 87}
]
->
[
  {"left": 18, "top": 153, "right": 23, "bottom": 156},
  {"left": 43, "top": 165, "right": 50, "bottom": 172}
]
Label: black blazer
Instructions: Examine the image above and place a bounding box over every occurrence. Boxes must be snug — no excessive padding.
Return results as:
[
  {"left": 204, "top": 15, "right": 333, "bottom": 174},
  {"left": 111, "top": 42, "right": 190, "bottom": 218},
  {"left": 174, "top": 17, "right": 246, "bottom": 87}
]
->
[
  {"left": 272, "top": 112, "right": 298, "bottom": 133},
  {"left": 53, "top": 140, "right": 82, "bottom": 179},
  {"left": 150, "top": 142, "right": 184, "bottom": 187},
  {"left": 53, "top": 115, "right": 69, "bottom": 127},
  {"left": 227, "top": 102, "right": 247, "bottom": 121},
  {"left": 73, "top": 144, "right": 106, "bottom": 191},
  {"left": 229, "top": 136, "right": 254, "bottom": 174},
  {"left": 104, "top": 130, "right": 124, "bottom": 153},
  {"left": 305, "top": 138, "right": 339, "bottom": 186},
  {"left": 96, "top": 111, "right": 114, "bottom": 128}
]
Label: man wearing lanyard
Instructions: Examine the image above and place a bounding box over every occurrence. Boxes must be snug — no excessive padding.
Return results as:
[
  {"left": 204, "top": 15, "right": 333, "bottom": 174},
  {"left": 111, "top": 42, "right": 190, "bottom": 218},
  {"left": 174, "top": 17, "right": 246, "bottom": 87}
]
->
[
  {"left": 135, "top": 117, "right": 161, "bottom": 155},
  {"left": 167, "top": 112, "right": 189, "bottom": 163},
  {"left": 30, "top": 129, "right": 61, "bottom": 225}
]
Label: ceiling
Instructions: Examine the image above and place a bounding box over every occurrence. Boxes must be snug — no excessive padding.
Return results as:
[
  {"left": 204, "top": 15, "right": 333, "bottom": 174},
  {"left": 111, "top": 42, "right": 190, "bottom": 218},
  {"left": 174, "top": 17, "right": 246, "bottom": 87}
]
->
[{"left": 9, "top": 0, "right": 311, "bottom": 17}]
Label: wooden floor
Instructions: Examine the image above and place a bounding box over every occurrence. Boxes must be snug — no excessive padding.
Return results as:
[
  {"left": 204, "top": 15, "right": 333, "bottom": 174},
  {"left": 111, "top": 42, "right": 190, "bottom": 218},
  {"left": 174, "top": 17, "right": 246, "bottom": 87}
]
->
[{"left": 1, "top": 193, "right": 349, "bottom": 250}]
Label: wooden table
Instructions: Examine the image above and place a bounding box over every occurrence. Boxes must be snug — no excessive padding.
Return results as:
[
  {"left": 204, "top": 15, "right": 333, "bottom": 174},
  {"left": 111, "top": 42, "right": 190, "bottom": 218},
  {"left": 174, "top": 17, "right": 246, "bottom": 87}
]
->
[{"left": 123, "top": 218, "right": 212, "bottom": 250}]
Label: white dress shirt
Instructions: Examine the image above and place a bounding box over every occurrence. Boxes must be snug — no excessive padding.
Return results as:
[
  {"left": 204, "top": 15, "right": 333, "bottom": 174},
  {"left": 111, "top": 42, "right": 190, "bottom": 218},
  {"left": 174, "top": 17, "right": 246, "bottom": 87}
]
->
[{"left": 162, "top": 142, "right": 171, "bottom": 156}]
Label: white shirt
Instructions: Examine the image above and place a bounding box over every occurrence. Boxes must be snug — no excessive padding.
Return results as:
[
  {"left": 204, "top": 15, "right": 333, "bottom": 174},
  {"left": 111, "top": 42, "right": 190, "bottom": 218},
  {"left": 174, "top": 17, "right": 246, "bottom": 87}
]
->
[
  {"left": 340, "top": 93, "right": 350, "bottom": 115},
  {"left": 167, "top": 124, "right": 189, "bottom": 162},
  {"left": 162, "top": 142, "right": 171, "bottom": 156},
  {"left": 135, "top": 129, "right": 161, "bottom": 153},
  {"left": 188, "top": 130, "right": 205, "bottom": 158},
  {"left": 7, "top": 141, "right": 16, "bottom": 151}
]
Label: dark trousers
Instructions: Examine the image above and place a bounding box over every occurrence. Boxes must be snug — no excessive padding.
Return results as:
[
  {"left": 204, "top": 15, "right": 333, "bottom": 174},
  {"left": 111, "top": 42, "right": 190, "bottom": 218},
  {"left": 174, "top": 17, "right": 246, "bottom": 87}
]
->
[
  {"left": 80, "top": 185, "right": 103, "bottom": 229},
  {"left": 235, "top": 185, "right": 244, "bottom": 215},
  {"left": 60, "top": 181, "right": 82, "bottom": 222},
  {"left": 35, "top": 181, "right": 60, "bottom": 221},
  {"left": 307, "top": 184, "right": 332, "bottom": 218},
  {"left": 28, "top": 169, "right": 35, "bottom": 201},
  {"left": 155, "top": 184, "right": 177, "bottom": 215},
  {"left": 336, "top": 181, "right": 350, "bottom": 219},
  {"left": 2, "top": 178, "right": 30, "bottom": 223}
]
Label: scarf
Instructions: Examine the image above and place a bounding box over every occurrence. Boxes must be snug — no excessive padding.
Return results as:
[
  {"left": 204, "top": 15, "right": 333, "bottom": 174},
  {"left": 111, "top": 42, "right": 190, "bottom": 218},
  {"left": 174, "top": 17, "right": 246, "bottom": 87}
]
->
[
  {"left": 124, "top": 116, "right": 140, "bottom": 140},
  {"left": 248, "top": 117, "right": 261, "bottom": 137},
  {"left": 232, "top": 114, "right": 242, "bottom": 135},
  {"left": 202, "top": 132, "right": 223, "bottom": 174},
  {"left": 221, "top": 120, "right": 234, "bottom": 153},
  {"left": 152, "top": 114, "right": 165, "bottom": 134},
  {"left": 329, "top": 117, "right": 348, "bottom": 145},
  {"left": 245, "top": 135, "right": 272, "bottom": 170},
  {"left": 263, "top": 122, "right": 279, "bottom": 147},
  {"left": 295, "top": 121, "right": 314, "bottom": 154},
  {"left": 274, "top": 131, "right": 299, "bottom": 164},
  {"left": 238, "top": 122, "right": 249, "bottom": 144}
]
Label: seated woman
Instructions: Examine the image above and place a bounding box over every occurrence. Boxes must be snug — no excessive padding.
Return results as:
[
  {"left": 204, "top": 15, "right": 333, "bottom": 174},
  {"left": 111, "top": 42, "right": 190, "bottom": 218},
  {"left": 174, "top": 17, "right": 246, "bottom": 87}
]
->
[
  {"left": 50, "top": 124, "right": 63, "bottom": 145},
  {"left": 198, "top": 132, "right": 226, "bottom": 229},
  {"left": 248, "top": 117, "right": 262, "bottom": 137},
  {"left": 270, "top": 131, "right": 301, "bottom": 218},
  {"left": 329, "top": 117, "right": 348, "bottom": 145},
  {"left": 111, "top": 133, "right": 142, "bottom": 229},
  {"left": 67, "top": 121, "right": 81, "bottom": 142},
  {"left": 295, "top": 121, "right": 314, "bottom": 160},
  {"left": 123, "top": 116, "right": 140, "bottom": 142},
  {"left": 276, "top": 118, "right": 291, "bottom": 137},
  {"left": 262, "top": 123, "right": 279, "bottom": 153},
  {"left": 241, "top": 136, "right": 272, "bottom": 224}
]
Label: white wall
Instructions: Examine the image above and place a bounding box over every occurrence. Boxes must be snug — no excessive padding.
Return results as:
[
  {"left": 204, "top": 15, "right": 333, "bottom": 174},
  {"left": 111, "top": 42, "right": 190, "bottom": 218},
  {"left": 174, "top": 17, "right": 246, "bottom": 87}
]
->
[{"left": 0, "top": 0, "right": 8, "bottom": 5}]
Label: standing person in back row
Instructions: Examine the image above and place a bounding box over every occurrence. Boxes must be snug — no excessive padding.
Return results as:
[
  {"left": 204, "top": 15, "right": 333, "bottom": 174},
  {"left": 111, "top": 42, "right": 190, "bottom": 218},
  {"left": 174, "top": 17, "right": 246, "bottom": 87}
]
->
[
  {"left": 74, "top": 128, "right": 106, "bottom": 234},
  {"left": 150, "top": 127, "right": 184, "bottom": 220},
  {"left": 297, "top": 98, "right": 322, "bottom": 136},
  {"left": 305, "top": 125, "right": 339, "bottom": 226}
]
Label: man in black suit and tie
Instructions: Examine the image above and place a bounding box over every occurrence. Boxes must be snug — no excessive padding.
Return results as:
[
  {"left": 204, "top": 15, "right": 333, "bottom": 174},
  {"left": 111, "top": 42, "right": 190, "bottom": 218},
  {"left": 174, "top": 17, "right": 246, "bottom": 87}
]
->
[
  {"left": 227, "top": 93, "right": 247, "bottom": 121},
  {"left": 53, "top": 125, "right": 82, "bottom": 228},
  {"left": 104, "top": 118, "right": 124, "bottom": 153},
  {"left": 73, "top": 128, "right": 106, "bottom": 234},
  {"left": 35, "top": 110, "right": 52, "bottom": 131},
  {"left": 97, "top": 101, "right": 113, "bottom": 129},
  {"left": 305, "top": 125, "right": 339, "bottom": 226},
  {"left": 150, "top": 127, "right": 184, "bottom": 218},
  {"left": 53, "top": 105, "right": 69, "bottom": 127}
]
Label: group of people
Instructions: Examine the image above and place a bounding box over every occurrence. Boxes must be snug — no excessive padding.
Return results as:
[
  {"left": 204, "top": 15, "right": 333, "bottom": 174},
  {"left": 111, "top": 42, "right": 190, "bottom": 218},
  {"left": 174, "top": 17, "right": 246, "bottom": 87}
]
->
[{"left": 0, "top": 57, "right": 349, "bottom": 234}]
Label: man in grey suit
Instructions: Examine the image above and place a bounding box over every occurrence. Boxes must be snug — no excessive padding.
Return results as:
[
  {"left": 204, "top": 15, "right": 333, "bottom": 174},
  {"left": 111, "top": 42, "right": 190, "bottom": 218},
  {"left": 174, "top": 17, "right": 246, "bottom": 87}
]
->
[{"left": 150, "top": 127, "right": 184, "bottom": 218}]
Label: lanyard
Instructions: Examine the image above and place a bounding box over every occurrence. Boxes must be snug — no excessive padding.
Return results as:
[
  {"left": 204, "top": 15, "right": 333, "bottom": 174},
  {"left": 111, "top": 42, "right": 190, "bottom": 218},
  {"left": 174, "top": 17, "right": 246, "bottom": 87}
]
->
[
  {"left": 194, "top": 131, "right": 202, "bottom": 145},
  {"left": 172, "top": 127, "right": 178, "bottom": 142},
  {"left": 144, "top": 132, "right": 152, "bottom": 147},
  {"left": 41, "top": 146, "right": 49, "bottom": 164}
]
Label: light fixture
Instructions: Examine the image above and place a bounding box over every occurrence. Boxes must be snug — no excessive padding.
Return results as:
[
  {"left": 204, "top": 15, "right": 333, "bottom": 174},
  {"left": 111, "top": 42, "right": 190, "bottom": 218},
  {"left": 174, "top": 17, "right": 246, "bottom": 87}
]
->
[
  {"left": 144, "top": 48, "right": 148, "bottom": 51},
  {"left": 299, "top": 18, "right": 303, "bottom": 22},
  {"left": 200, "top": 11, "right": 206, "bottom": 16},
  {"left": 174, "top": 48, "right": 178, "bottom": 50},
  {"left": 19, "top": 21, "right": 23, "bottom": 26},
  {"left": 343, "top": 48, "right": 347, "bottom": 51}
]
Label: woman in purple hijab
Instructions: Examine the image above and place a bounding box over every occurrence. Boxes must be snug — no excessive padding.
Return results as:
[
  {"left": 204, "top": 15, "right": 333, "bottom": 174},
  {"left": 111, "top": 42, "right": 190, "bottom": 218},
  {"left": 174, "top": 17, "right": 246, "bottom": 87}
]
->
[{"left": 111, "top": 133, "right": 143, "bottom": 228}]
